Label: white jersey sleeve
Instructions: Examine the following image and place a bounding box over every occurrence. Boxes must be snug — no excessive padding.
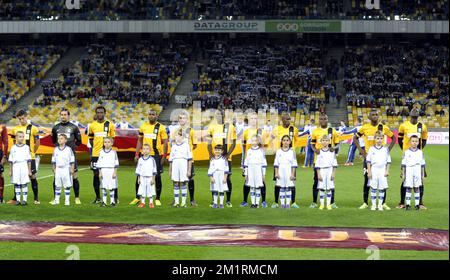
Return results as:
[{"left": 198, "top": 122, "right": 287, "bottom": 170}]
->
[
  {"left": 401, "top": 152, "right": 407, "bottom": 167},
  {"left": 135, "top": 158, "right": 142, "bottom": 175},
  {"left": 207, "top": 159, "right": 215, "bottom": 177},
  {"left": 8, "top": 146, "right": 15, "bottom": 163},
  {"left": 114, "top": 151, "right": 119, "bottom": 167},
  {"left": 291, "top": 150, "right": 298, "bottom": 168},
  {"left": 261, "top": 150, "right": 267, "bottom": 176},
  {"left": 152, "top": 157, "right": 157, "bottom": 175},
  {"left": 186, "top": 143, "right": 193, "bottom": 160},
  {"left": 273, "top": 150, "right": 280, "bottom": 168}
]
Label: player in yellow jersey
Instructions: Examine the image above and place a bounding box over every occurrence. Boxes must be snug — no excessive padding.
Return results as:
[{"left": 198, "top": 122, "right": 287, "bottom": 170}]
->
[
  {"left": 207, "top": 110, "right": 236, "bottom": 207},
  {"left": 309, "top": 113, "right": 340, "bottom": 209},
  {"left": 88, "top": 106, "right": 116, "bottom": 204},
  {"left": 270, "top": 113, "right": 299, "bottom": 208},
  {"left": 354, "top": 109, "right": 396, "bottom": 210},
  {"left": 240, "top": 111, "right": 268, "bottom": 208},
  {"left": 8, "top": 110, "right": 40, "bottom": 205},
  {"left": 168, "top": 111, "right": 198, "bottom": 206},
  {"left": 397, "top": 109, "right": 428, "bottom": 209},
  {"left": 132, "top": 109, "right": 168, "bottom": 206}
]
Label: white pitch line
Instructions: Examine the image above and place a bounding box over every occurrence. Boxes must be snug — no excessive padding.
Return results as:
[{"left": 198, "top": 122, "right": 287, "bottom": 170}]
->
[{"left": 4, "top": 167, "right": 90, "bottom": 187}]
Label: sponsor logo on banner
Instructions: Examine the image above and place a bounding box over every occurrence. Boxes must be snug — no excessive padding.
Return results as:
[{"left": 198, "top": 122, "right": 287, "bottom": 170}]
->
[
  {"left": 266, "top": 20, "right": 341, "bottom": 32},
  {"left": 427, "top": 132, "right": 449, "bottom": 145},
  {"left": 193, "top": 21, "right": 260, "bottom": 32}
]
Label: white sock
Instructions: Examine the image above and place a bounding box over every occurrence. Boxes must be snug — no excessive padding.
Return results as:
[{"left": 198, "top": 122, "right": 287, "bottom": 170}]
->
[
  {"left": 213, "top": 192, "right": 218, "bottom": 205},
  {"left": 15, "top": 185, "right": 22, "bottom": 203},
  {"left": 405, "top": 189, "right": 412, "bottom": 206},
  {"left": 102, "top": 188, "right": 107, "bottom": 204},
  {"left": 255, "top": 188, "right": 261, "bottom": 206},
  {"left": 64, "top": 187, "right": 71, "bottom": 205},
  {"left": 219, "top": 193, "right": 224, "bottom": 206},
  {"left": 181, "top": 184, "right": 187, "bottom": 205},
  {"left": 280, "top": 187, "right": 286, "bottom": 207},
  {"left": 250, "top": 188, "right": 256, "bottom": 205},
  {"left": 286, "top": 188, "right": 292, "bottom": 207},
  {"left": 149, "top": 195, "right": 154, "bottom": 204},
  {"left": 174, "top": 185, "right": 180, "bottom": 205},
  {"left": 414, "top": 189, "right": 420, "bottom": 206},
  {"left": 378, "top": 190, "right": 385, "bottom": 208},
  {"left": 141, "top": 197, "right": 145, "bottom": 204},
  {"left": 55, "top": 186, "right": 61, "bottom": 203},
  {"left": 22, "top": 185, "right": 28, "bottom": 203},
  {"left": 109, "top": 190, "right": 115, "bottom": 204},
  {"left": 371, "top": 189, "right": 377, "bottom": 208},
  {"left": 326, "top": 190, "right": 332, "bottom": 206},
  {"left": 319, "top": 190, "right": 325, "bottom": 206}
]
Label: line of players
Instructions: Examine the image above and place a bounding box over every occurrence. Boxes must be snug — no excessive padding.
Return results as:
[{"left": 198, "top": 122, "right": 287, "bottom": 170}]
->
[{"left": 0, "top": 106, "right": 428, "bottom": 210}]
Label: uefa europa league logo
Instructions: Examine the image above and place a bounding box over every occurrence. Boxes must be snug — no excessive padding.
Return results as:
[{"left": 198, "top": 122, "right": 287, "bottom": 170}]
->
[{"left": 65, "top": 0, "right": 80, "bottom": 10}]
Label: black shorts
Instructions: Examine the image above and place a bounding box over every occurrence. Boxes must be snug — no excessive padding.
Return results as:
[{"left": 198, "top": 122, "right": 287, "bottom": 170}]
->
[
  {"left": 90, "top": 157, "right": 99, "bottom": 170},
  {"left": 154, "top": 154, "right": 163, "bottom": 174},
  {"left": 190, "top": 163, "right": 195, "bottom": 178},
  {"left": 73, "top": 154, "right": 79, "bottom": 172},
  {"left": 31, "top": 159, "right": 37, "bottom": 175}
]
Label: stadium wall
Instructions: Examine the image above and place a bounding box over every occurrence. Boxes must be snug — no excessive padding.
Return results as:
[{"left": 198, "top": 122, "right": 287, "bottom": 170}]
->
[{"left": 0, "top": 20, "right": 448, "bottom": 34}]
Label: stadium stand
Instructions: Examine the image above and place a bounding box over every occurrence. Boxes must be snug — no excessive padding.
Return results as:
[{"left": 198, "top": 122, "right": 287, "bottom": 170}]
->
[
  {"left": 343, "top": 43, "right": 449, "bottom": 128},
  {"left": 29, "top": 42, "right": 192, "bottom": 126},
  {"left": 185, "top": 41, "right": 330, "bottom": 127},
  {"left": 347, "top": 0, "right": 449, "bottom": 20},
  {"left": 0, "top": 0, "right": 447, "bottom": 20},
  {"left": 0, "top": 45, "right": 66, "bottom": 114}
]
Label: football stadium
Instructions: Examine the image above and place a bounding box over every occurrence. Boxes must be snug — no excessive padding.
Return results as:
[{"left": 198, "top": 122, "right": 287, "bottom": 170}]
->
[{"left": 0, "top": 0, "right": 448, "bottom": 262}]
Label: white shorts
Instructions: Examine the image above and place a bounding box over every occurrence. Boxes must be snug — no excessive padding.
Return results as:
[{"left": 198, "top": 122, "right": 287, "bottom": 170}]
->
[
  {"left": 246, "top": 165, "right": 264, "bottom": 188},
  {"left": 11, "top": 162, "right": 30, "bottom": 185},
  {"left": 171, "top": 159, "right": 189, "bottom": 182},
  {"left": 369, "top": 166, "right": 388, "bottom": 190},
  {"left": 210, "top": 172, "right": 229, "bottom": 193},
  {"left": 138, "top": 176, "right": 155, "bottom": 197},
  {"left": 403, "top": 165, "right": 422, "bottom": 188},
  {"left": 317, "top": 168, "right": 335, "bottom": 190},
  {"left": 275, "top": 164, "right": 295, "bottom": 188},
  {"left": 55, "top": 167, "right": 72, "bottom": 188},
  {"left": 100, "top": 168, "right": 118, "bottom": 190}
]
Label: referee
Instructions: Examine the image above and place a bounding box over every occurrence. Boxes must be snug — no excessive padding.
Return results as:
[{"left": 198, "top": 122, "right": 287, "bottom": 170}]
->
[{"left": 51, "top": 109, "right": 82, "bottom": 204}]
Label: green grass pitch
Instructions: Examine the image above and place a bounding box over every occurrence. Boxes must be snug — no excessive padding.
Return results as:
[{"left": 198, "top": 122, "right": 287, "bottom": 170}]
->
[{"left": 0, "top": 145, "right": 448, "bottom": 260}]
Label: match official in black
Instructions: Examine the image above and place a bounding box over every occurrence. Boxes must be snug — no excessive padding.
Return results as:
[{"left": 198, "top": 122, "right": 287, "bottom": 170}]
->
[{"left": 50, "top": 109, "right": 82, "bottom": 204}]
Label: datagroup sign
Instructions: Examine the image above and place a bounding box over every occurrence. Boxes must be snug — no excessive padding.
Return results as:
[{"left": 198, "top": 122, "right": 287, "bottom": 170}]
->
[
  {"left": 266, "top": 20, "right": 341, "bottom": 32},
  {"left": 192, "top": 20, "right": 262, "bottom": 32}
]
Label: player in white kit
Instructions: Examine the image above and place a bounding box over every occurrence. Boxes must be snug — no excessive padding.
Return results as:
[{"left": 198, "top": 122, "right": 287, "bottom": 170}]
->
[
  {"left": 51, "top": 134, "right": 75, "bottom": 206},
  {"left": 274, "top": 135, "right": 298, "bottom": 209},
  {"left": 136, "top": 144, "right": 157, "bottom": 208},
  {"left": 97, "top": 137, "right": 119, "bottom": 207},
  {"left": 208, "top": 145, "right": 229, "bottom": 208},
  {"left": 401, "top": 135, "right": 426, "bottom": 211},
  {"left": 243, "top": 135, "right": 267, "bottom": 208},
  {"left": 366, "top": 131, "right": 391, "bottom": 211},
  {"left": 314, "top": 135, "right": 338, "bottom": 210},
  {"left": 169, "top": 128, "right": 193, "bottom": 208},
  {"left": 8, "top": 131, "right": 32, "bottom": 206}
]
